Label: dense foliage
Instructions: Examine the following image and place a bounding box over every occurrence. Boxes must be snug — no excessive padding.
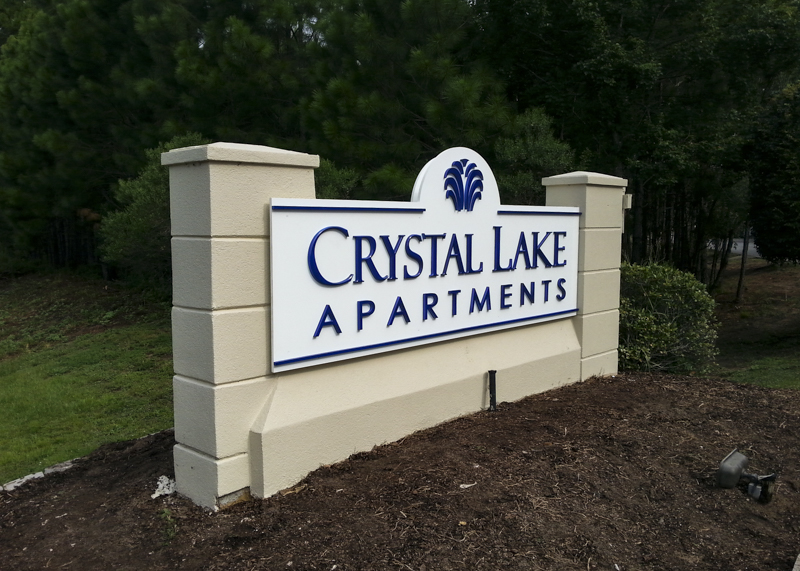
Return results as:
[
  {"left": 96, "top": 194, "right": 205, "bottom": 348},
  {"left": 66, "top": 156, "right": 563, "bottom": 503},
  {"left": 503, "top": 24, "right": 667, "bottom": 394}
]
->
[
  {"left": 1, "top": 0, "right": 799, "bottom": 283},
  {"left": 619, "top": 263, "right": 718, "bottom": 374},
  {"left": 98, "top": 134, "right": 209, "bottom": 294},
  {"left": 747, "top": 82, "right": 800, "bottom": 264},
  {"left": 474, "top": 0, "right": 800, "bottom": 278}
]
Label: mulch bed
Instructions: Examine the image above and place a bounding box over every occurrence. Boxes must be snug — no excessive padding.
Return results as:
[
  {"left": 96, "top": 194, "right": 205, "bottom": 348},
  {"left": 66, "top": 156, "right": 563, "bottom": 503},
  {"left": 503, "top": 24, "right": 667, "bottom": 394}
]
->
[{"left": 2, "top": 373, "right": 799, "bottom": 570}]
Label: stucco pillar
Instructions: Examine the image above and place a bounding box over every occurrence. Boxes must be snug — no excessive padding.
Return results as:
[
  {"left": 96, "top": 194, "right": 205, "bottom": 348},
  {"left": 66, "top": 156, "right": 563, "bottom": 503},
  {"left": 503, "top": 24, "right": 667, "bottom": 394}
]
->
[
  {"left": 543, "top": 172, "right": 630, "bottom": 380},
  {"left": 162, "top": 143, "right": 319, "bottom": 509}
]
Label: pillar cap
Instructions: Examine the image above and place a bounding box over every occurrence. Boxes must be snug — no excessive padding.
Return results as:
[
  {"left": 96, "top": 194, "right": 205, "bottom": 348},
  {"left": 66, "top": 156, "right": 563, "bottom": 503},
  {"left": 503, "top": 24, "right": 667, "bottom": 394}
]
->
[
  {"left": 162, "top": 142, "right": 320, "bottom": 168},
  {"left": 542, "top": 171, "right": 627, "bottom": 188}
]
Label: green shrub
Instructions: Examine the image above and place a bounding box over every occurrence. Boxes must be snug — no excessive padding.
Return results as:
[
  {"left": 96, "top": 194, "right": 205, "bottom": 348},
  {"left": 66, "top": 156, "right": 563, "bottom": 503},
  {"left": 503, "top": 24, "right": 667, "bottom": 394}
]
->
[
  {"left": 98, "top": 134, "right": 209, "bottom": 296},
  {"left": 315, "top": 158, "right": 360, "bottom": 199},
  {"left": 619, "top": 263, "right": 718, "bottom": 374}
]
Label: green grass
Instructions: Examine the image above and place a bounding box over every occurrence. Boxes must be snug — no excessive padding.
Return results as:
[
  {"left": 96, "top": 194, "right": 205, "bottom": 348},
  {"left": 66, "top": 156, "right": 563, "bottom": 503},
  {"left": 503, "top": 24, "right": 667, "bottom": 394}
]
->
[
  {"left": 0, "top": 271, "right": 169, "bottom": 360},
  {"left": 0, "top": 271, "right": 173, "bottom": 484},
  {"left": 722, "top": 356, "right": 800, "bottom": 389},
  {"left": 714, "top": 259, "right": 800, "bottom": 390},
  {"left": 0, "top": 321, "right": 172, "bottom": 483}
]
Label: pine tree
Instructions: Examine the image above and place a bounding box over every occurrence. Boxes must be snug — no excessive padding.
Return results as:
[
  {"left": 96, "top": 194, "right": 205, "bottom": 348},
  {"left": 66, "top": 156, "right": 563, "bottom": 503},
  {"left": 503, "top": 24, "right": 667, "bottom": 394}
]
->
[{"left": 305, "top": 0, "right": 519, "bottom": 199}]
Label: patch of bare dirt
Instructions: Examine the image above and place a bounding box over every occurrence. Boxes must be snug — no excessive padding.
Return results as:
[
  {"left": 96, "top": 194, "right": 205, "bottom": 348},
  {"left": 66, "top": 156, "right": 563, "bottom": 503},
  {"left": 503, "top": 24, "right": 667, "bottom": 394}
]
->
[{"left": 2, "top": 373, "right": 799, "bottom": 570}]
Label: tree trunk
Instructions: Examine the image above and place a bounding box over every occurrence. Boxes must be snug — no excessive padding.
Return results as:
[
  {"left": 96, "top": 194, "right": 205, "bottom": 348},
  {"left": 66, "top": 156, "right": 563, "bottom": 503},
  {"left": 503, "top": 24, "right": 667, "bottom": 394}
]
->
[
  {"left": 710, "top": 232, "right": 734, "bottom": 292},
  {"left": 632, "top": 179, "right": 644, "bottom": 263},
  {"left": 664, "top": 190, "right": 673, "bottom": 263},
  {"left": 735, "top": 223, "right": 750, "bottom": 304},
  {"left": 709, "top": 238, "right": 720, "bottom": 285}
]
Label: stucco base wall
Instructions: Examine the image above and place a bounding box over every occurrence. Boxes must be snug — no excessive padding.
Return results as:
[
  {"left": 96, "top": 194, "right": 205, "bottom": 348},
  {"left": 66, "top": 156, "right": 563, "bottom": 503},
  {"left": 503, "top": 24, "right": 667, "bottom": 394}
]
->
[
  {"left": 249, "top": 319, "right": 581, "bottom": 498},
  {"left": 173, "top": 444, "right": 250, "bottom": 509},
  {"left": 581, "top": 349, "right": 619, "bottom": 380}
]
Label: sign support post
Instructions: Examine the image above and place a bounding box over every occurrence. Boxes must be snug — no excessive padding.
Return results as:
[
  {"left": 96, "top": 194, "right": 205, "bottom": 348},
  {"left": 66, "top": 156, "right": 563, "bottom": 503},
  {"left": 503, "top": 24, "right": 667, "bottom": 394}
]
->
[
  {"left": 163, "top": 143, "right": 319, "bottom": 508},
  {"left": 544, "top": 172, "right": 629, "bottom": 380}
]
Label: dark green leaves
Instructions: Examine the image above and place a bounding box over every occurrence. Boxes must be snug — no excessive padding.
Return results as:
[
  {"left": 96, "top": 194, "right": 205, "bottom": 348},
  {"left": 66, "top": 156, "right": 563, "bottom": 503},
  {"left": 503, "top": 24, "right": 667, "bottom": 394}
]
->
[
  {"left": 747, "top": 82, "right": 800, "bottom": 264},
  {"left": 619, "top": 263, "right": 719, "bottom": 373}
]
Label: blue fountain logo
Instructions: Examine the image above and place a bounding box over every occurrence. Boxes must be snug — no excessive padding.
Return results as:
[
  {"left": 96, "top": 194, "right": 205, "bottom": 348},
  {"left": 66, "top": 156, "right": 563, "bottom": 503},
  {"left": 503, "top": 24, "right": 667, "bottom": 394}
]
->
[{"left": 443, "top": 159, "right": 483, "bottom": 212}]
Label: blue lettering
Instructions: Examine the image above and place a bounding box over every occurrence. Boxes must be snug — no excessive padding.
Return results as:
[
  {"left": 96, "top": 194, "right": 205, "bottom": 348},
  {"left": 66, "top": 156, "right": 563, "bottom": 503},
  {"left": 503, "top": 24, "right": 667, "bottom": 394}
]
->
[
  {"left": 422, "top": 233, "right": 446, "bottom": 277},
  {"left": 464, "top": 234, "right": 483, "bottom": 274},
  {"left": 307, "top": 226, "right": 353, "bottom": 287},
  {"left": 313, "top": 305, "right": 342, "bottom": 338},
  {"left": 403, "top": 235, "right": 424, "bottom": 279},
  {"left": 492, "top": 226, "right": 513, "bottom": 272},
  {"left": 387, "top": 296, "right": 411, "bottom": 326},
  {"left": 500, "top": 284, "right": 512, "bottom": 309},
  {"left": 355, "top": 236, "right": 388, "bottom": 283},
  {"left": 380, "top": 235, "right": 405, "bottom": 280},
  {"left": 441, "top": 234, "right": 466, "bottom": 276},
  {"left": 531, "top": 232, "right": 553, "bottom": 268},
  {"left": 422, "top": 293, "right": 439, "bottom": 321},
  {"left": 470, "top": 287, "right": 492, "bottom": 313},
  {"left": 556, "top": 278, "right": 567, "bottom": 301},
  {"left": 513, "top": 231, "right": 532, "bottom": 270},
  {"left": 357, "top": 300, "right": 375, "bottom": 331},
  {"left": 520, "top": 282, "right": 535, "bottom": 305},
  {"left": 448, "top": 289, "right": 460, "bottom": 316},
  {"left": 542, "top": 279, "right": 551, "bottom": 302},
  {"left": 553, "top": 232, "right": 567, "bottom": 267}
]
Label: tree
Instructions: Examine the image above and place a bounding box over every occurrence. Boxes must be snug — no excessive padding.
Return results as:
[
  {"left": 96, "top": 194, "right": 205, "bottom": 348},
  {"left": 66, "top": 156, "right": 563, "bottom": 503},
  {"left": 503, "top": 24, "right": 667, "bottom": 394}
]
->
[
  {"left": 0, "top": 0, "right": 192, "bottom": 265},
  {"left": 473, "top": 0, "right": 800, "bottom": 279},
  {"left": 0, "top": 0, "right": 321, "bottom": 267},
  {"left": 304, "top": 0, "right": 573, "bottom": 202},
  {"left": 99, "top": 133, "right": 209, "bottom": 293},
  {"left": 304, "top": 0, "right": 503, "bottom": 198},
  {"left": 493, "top": 108, "right": 575, "bottom": 205},
  {"left": 163, "top": 0, "right": 320, "bottom": 147},
  {"left": 747, "top": 82, "right": 800, "bottom": 264},
  {"left": 0, "top": 0, "right": 49, "bottom": 47}
]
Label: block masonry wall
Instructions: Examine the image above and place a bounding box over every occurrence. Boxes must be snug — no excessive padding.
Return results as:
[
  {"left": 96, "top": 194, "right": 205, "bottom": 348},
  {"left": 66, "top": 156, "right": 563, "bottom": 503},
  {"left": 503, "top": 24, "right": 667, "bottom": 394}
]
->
[
  {"left": 163, "top": 143, "right": 629, "bottom": 509},
  {"left": 544, "top": 172, "right": 628, "bottom": 379}
]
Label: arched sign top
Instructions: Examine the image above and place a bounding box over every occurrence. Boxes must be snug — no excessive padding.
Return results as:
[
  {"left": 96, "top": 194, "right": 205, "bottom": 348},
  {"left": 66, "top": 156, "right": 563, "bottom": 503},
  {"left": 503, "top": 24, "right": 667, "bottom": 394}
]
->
[{"left": 410, "top": 147, "right": 501, "bottom": 216}]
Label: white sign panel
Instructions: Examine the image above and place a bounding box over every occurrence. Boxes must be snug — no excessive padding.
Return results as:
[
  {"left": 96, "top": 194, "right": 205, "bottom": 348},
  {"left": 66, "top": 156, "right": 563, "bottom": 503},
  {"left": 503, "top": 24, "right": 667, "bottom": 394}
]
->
[{"left": 270, "top": 147, "right": 579, "bottom": 372}]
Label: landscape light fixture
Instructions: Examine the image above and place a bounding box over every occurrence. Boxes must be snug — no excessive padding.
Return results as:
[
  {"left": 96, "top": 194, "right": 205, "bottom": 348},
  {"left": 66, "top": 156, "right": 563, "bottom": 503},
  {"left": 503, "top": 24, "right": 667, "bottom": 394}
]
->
[{"left": 717, "top": 449, "right": 777, "bottom": 503}]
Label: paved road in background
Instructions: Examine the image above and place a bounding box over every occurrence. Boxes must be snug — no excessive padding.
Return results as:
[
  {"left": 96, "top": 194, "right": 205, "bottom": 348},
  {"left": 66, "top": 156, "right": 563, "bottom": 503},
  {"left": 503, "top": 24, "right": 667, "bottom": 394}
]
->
[{"left": 731, "top": 238, "right": 761, "bottom": 259}]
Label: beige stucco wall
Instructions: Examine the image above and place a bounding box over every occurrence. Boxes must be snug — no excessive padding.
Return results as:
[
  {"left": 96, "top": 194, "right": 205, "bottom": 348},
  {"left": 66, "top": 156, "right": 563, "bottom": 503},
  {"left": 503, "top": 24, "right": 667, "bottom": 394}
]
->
[
  {"left": 544, "top": 172, "right": 628, "bottom": 379},
  {"left": 164, "top": 143, "right": 628, "bottom": 509}
]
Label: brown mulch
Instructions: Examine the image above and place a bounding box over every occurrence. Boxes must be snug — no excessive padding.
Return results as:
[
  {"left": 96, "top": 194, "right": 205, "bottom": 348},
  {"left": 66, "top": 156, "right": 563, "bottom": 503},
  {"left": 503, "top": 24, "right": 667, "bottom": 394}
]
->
[{"left": 2, "top": 373, "right": 799, "bottom": 570}]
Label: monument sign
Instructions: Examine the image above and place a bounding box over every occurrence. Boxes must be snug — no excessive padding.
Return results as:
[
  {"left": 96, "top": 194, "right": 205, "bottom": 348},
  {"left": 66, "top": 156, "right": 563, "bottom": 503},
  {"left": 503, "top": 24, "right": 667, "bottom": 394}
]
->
[{"left": 164, "top": 142, "right": 629, "bottom": 509}]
